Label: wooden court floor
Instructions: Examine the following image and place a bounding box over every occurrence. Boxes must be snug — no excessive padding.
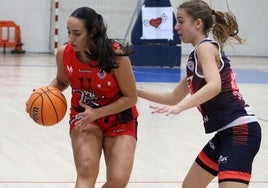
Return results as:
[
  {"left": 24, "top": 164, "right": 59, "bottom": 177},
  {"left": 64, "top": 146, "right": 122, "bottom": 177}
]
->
[{"left": 0, "top": 54, "right": 267, "bottom": 188}]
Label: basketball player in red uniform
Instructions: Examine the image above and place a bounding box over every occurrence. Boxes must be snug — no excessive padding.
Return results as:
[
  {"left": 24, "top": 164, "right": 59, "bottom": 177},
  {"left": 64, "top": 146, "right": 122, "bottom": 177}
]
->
[
  {"left": 49, "top": 7, "right": 138, "bottom": 188},
  {"left": 137, "top": 1, "right": 261, "bottom": 188}
]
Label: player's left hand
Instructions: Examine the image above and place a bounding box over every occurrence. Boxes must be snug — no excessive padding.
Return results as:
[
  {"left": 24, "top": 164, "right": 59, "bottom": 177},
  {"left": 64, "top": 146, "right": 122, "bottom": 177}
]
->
[
  {"left": 150, "top": 104, "right": 182, "bottom": 116},
  {"left": 75, "top": 101, "right": 99, "bottom": 131}
]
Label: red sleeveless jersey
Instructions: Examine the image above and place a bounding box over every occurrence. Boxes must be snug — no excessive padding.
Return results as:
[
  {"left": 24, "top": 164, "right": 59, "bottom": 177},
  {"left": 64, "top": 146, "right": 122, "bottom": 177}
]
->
[{"left": 63, "top": 43, "right": 138, "bottom": 122}]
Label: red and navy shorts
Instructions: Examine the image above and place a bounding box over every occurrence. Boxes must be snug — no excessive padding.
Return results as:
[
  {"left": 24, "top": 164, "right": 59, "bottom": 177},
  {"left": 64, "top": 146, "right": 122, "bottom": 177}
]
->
[{"left": 196, "top": 121, "right": 261, "bottom": 184}]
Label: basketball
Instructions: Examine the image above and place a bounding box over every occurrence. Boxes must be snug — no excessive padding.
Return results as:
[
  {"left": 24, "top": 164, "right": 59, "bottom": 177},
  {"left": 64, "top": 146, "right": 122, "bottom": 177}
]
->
[{"left": 26, "top": 86, "right": 67, "bottom": 126}]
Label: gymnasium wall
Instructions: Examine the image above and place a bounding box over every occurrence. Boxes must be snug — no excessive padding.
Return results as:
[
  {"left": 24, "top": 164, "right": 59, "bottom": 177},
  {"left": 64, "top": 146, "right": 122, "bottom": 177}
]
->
[
  {"left": 0, "top": 0, "right": 51, "bottom": 53},
  {"left": 0, "top": 0, "right": 267, "bottom": 57}
]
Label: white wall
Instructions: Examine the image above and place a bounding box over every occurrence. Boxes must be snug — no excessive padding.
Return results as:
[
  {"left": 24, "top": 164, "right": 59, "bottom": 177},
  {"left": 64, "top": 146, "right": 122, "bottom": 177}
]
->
[
  {"left": 0, "top": 0, "right": 51, "bottom": 53},
  {"left": 54, "top": 0, "right": 136, "bottom": 51},
  {"left": 175, "top": 0, "right": 268, "bottom": 57},
  {"left": 0, "top": 0, "right": 267, "bottom": 57}
]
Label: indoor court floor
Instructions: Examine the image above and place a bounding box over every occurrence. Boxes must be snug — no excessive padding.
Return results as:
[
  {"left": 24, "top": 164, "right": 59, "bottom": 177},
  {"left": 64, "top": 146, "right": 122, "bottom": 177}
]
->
[{"left": 0, "top": 53, "right": 267, "bottom": 188}]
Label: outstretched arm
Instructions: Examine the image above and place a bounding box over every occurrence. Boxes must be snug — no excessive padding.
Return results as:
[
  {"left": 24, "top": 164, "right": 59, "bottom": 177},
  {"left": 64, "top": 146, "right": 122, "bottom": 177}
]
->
[
  {"left": 151, "top": 43, "right": 222, "bottom": 115},
  {"left": 137, "top": 76, "right": 189, "bottom": 106}
]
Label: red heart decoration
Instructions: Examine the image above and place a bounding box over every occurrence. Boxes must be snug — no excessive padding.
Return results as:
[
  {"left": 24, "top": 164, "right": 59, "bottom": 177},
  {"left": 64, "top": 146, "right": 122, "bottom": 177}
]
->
[{"left": 149, "top": 17, "right": 162, "bottom": 28}]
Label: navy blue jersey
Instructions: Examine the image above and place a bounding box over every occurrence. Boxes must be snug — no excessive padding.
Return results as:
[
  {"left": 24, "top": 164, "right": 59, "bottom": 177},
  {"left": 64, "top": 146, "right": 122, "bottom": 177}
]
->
[{"left": 186, "top": 38, "right": 255, "bottom": 133}]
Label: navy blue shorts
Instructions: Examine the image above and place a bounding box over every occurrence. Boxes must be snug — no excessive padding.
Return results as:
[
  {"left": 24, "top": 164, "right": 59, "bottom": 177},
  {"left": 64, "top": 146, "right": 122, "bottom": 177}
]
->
[{"left": 196, "top": 122, "right": 261, "bottom": 184}]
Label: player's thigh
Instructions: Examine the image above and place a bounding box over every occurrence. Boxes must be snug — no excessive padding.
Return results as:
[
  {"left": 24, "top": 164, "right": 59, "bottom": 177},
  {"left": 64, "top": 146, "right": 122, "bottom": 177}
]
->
[
  {"left": 103, "top": 135, "right": 137, "bottom": 178},
  {"left": 183, "top": 161, "right": 215, "bottom": 188},
  {"left": 219, "top": 181, "right": 248, "bottom": 188},
  {"left": 71, "top": 124, "right": 103, "bottom": 167}
]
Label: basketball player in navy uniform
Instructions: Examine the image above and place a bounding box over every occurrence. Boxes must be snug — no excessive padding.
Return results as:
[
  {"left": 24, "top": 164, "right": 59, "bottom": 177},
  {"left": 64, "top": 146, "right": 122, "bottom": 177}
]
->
[{"left": 137, "top": 1, "right": 262, "bottom": 188}]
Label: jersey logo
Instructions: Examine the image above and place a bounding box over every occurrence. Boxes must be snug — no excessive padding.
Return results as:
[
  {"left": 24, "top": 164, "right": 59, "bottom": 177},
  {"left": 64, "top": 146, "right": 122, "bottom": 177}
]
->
[
  {"left": 203, "top": 115, "right": 209, "bottom": 123},
  {"left": 67, "top": 65, "right": 73, "bottom": 75},
  {"left": 187, "top": 60, "right": 195, "bottom": 72},
  {"left": 79, "top": 69, "right": 92, "bottom": 73},
  {"left": 209, "top": 141, "right": 216, "bottom": 150},
  {"left": 218, "top": 155, "right": 228, "bottom": 163},
  {"left": 97, "top": 71, "right": 107, "bottom": 79}
]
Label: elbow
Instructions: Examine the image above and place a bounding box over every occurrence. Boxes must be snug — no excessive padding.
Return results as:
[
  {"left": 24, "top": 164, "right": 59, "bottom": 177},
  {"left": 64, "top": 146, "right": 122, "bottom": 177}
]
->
[
  {"left": 125, "top": 97, "right": 137, "bottom": 111},
  {"left": 206, "top": 82, "right": 221, "bottom": 99},
  {"left": 214, "top": 83, "right": 221, "bottom": 96},
  {"left": 131, "top": 93, "right": 138, "bottom": 106},
  {"left": 56, "top": 78, "right": 69, "bottom": 91},
  {"left": 123, "top": 93, "right": 138, "bottom": 108}
]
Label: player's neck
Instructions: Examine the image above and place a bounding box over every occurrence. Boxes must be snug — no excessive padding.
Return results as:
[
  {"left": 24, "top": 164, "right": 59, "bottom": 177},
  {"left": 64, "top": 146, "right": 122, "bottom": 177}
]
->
[{"left": 77, "top": 51, "right": 92, "bottom": 64}]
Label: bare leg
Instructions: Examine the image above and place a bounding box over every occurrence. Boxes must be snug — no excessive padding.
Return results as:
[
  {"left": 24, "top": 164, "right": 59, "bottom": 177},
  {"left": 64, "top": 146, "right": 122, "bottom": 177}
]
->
[
  {"left": 71, "top": 124, "right": 103, "bottom": 188},
  {"left": 102, "top": 135, "right": 137, "bottom": 188},
  {"left": 182, "top": 161, "right": 215, "bottom": 188},
  {"left": 219, "top": 181, "right": 248, "bottom": 188}
]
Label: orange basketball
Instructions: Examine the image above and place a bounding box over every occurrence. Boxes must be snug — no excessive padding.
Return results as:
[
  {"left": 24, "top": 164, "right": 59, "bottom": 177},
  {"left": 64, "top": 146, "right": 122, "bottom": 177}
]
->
[{"left": 26, "top": 86, "right": 67, "bottom": 126}]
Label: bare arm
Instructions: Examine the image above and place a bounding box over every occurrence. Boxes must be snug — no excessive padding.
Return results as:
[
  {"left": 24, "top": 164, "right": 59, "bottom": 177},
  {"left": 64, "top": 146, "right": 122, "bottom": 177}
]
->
[
  {"left": 49, "top": 45, "right": 69, "bottom": 91},
  {"left": 26, "top": 46, "right": 69, "bottom": 113},
  {"left": 137, "top": 76, "right": 189, "bottom": 105},
  {"left": 94, "top": 56, "right": 137, "bottom": 117},
  {"left": 156, "top": 43, "right": 222, "bottom": 115},
  {"left": 178, "top": 43, "right": 221, "bottom": 111},
  {"left": 138, "top": 42, "right": 222, "bottom": 115}
]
